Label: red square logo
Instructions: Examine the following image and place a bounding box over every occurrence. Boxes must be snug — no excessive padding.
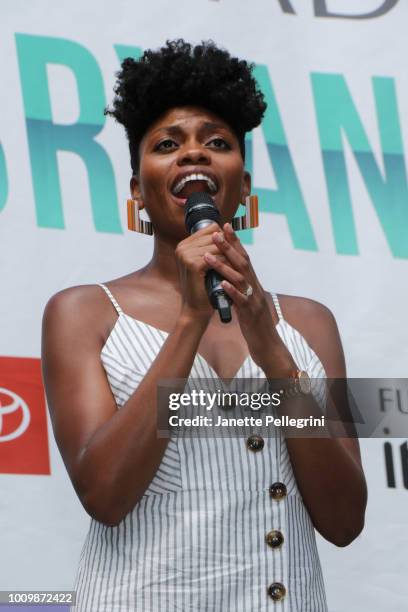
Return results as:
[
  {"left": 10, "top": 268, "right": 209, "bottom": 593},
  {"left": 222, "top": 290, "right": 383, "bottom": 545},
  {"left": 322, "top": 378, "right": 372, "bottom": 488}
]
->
[{"left": 0, "top": 356, "right": 50, "bottom": 475}]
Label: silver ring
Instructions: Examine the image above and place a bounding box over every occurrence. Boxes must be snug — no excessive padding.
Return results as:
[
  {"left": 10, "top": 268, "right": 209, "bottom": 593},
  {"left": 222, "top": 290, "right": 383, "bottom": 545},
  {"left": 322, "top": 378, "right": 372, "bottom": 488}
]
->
[{"left": 244, "top": 284, "right": 253, "bottom": 297}]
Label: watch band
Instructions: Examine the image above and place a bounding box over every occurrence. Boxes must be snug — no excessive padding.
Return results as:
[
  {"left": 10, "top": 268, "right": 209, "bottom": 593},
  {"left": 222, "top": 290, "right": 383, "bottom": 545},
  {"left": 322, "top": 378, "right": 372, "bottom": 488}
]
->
[{"left": 281, "top": 370, "right": 312, "bottom": 399}]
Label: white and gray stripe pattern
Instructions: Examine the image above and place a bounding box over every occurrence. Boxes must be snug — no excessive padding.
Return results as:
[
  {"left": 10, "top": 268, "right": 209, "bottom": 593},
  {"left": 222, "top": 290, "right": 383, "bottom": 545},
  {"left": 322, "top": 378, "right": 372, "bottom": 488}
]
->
[{"left": 72, "top": 284, "right": 328, "bottom": 611}]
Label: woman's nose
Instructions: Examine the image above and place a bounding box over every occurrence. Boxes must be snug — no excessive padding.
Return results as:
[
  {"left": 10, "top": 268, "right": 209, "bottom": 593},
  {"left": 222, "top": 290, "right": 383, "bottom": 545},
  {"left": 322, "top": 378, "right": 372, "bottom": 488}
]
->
[{"left": 177, "top": 142, "right": 210, "bottom": 165}]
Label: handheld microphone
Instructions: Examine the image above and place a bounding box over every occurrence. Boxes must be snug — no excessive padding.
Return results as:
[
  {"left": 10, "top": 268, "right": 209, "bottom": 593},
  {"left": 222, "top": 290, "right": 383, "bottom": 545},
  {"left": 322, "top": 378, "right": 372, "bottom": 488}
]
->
[{"left": 184, "top": 192, "right": 232, "bottom": 323}]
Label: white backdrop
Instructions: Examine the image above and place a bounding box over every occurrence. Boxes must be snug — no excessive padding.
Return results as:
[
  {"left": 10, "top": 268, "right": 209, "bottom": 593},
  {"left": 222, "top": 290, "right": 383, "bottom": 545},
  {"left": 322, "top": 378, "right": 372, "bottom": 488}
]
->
[{"left": 1, "top": 1, "right": 407, "bottom": 610}]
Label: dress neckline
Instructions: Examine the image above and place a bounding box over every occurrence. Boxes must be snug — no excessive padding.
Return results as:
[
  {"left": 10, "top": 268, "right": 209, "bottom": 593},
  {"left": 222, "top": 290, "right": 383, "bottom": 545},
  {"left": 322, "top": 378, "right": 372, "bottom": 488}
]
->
[{"left": 101, "top": 311, "right": 284, "bottom": 383}]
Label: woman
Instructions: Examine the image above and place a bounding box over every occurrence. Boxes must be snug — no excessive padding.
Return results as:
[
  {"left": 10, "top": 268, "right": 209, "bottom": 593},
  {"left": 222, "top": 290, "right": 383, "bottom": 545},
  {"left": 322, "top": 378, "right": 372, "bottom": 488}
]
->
[{"left": 41, "top": 40, "right": 367, "bottom": 611}]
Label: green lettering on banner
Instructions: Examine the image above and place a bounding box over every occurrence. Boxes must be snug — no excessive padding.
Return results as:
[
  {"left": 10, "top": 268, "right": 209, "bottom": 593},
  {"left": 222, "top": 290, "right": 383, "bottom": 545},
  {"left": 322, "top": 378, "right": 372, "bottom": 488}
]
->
[
  {"left": 15, "top": 33, "right": 120, "bottom": 232},
  {"left": 312, "top": 73, "right": 408, "bottom": 258},
  {"left": 246, "top": 65, "right": 317, "bottom": 250},
  {"left": 0, "top": 142, "right": 8, "bottom": 212}
]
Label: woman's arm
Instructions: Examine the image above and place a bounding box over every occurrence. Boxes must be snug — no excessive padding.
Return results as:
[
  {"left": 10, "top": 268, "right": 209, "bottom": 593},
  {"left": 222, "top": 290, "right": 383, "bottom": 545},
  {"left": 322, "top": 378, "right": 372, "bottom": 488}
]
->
[
  {"left": 262, "top": 298, "right": 367, "bottom": 547},
  {"left": 42, "top": 286, "right": 209, "bottom": 527},
  {"left": 41, "top": 224, "right": 225, "bottom": 527},
  {"left": 205, "top": 223, "right": 367, "bottom": 547}
]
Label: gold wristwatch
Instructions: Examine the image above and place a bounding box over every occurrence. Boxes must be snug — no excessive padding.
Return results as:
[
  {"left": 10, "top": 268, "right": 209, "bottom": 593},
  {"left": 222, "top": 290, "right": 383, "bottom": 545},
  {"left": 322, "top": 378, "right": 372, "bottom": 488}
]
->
[{"left": 281, "top": 370, "right": 311, "bottom": 398}]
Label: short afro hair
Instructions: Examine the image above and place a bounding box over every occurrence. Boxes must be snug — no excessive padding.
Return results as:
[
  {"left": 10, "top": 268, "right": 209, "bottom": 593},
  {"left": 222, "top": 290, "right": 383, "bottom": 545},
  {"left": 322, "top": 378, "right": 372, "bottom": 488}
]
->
[{"left": 105, "top": 39, "right": 267, "bottom": 174}]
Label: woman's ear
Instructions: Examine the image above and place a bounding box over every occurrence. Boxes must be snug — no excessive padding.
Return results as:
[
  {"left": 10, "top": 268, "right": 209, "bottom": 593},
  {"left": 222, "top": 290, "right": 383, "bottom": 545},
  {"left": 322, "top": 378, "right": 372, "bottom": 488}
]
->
[
  {"left": 130, "top": 175, "right": 145, "bottom": 210},
  {"left": 241, "top": 170, "right": 252, "bottom": 202}
]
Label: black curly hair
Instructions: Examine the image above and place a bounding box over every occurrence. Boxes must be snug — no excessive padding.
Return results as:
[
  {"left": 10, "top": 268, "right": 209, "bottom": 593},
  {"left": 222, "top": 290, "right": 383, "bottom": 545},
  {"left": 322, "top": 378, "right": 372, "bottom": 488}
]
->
[{"left": 105, "top": 39, "right": 267, "bottom": 174}]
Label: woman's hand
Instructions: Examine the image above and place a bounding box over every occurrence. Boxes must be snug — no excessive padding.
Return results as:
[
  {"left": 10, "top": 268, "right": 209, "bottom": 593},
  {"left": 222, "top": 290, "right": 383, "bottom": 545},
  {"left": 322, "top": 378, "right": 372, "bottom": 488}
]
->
[
  {"left": 203, "top": 223, "right": 297, "bottom": 376},
  {"left": 175, "top": 222, "right": 230, "bottom": 322}
]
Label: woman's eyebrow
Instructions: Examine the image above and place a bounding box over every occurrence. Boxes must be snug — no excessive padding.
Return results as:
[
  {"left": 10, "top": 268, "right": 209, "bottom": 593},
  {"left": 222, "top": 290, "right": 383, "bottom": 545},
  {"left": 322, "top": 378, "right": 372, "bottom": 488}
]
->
[
  {"left": 200, "top": 121, "right": 229, "bottom": 132},
  {"left": 153, "top": 125, "right": 184, "bottom": 137},
  {"left": 152, "top": 121, "right": 230, "bottom": 137}
]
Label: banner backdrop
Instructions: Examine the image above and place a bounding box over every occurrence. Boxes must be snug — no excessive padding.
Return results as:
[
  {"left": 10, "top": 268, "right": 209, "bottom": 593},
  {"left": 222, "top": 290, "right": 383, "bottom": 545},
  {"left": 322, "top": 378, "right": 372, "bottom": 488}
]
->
[{"left": 1, "top": 1, "right": 407, "bottom": 610}]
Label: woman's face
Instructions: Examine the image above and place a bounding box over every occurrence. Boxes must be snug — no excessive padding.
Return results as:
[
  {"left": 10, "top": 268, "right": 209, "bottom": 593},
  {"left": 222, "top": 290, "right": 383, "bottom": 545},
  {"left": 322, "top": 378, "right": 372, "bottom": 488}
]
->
[{"left": 131, "top": 106, "right": 251, "bottom": 241}]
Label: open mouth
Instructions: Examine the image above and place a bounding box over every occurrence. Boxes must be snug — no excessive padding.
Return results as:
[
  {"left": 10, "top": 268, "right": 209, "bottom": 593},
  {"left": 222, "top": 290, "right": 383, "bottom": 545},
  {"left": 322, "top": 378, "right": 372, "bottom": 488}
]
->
[{"left": 171, "top": 173, "right": 218, "bottom": 204}]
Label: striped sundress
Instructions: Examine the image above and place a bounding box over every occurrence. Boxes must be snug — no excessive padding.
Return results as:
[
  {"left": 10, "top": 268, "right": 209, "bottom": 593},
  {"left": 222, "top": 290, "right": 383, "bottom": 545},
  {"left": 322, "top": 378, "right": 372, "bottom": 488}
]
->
[{"left": 72, "top": 283, "right": 328, "bottom": 611}]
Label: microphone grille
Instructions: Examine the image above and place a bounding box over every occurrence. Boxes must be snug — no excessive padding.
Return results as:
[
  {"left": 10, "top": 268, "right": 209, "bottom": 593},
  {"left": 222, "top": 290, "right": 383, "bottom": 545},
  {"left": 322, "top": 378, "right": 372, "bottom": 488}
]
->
[{"left": 185, "top": 192, "right": 220, "bottom": 233}]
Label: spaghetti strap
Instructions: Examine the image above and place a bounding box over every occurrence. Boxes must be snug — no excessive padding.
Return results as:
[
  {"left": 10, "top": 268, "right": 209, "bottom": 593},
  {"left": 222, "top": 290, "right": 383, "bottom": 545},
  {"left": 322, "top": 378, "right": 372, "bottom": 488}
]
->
[
  {"left": 98, "top": 283, "right": 123, "bottom": 316},
  {"left": 271, "top": 292, "right": 283, "bottom": 321}
]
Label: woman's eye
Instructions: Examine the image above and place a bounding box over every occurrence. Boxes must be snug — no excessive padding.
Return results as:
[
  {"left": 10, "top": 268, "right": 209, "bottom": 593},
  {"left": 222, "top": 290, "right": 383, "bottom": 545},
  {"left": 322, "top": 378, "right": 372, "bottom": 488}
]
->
[
  {"left": 208, "top": 138, "right": 230, "bottom": 149},
  {"left": 155, "top": 139, "right": 177, "bottom": 151}
]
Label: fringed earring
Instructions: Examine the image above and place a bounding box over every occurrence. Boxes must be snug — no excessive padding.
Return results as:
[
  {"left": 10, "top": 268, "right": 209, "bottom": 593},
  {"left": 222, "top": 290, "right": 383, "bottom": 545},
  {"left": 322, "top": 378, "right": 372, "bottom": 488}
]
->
[
  {"left": 231, "top": 195, "right": 259, "bottom": 231},
  {"left": 127, "top": 199, "right": 153, "bottom": 235}
]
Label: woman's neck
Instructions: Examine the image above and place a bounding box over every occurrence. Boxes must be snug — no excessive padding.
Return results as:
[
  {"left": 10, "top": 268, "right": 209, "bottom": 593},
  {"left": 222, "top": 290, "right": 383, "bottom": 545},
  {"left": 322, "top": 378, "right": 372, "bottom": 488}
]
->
[{"left": 142, "top": 235, "right": 183, "bottom": 288}]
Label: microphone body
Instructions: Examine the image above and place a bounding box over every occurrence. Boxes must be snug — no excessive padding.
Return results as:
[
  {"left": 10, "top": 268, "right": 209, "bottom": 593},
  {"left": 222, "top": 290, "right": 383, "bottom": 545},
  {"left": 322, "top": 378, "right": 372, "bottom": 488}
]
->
[{"left": 184, "top": 193, "right": 232, "bottom": 323}]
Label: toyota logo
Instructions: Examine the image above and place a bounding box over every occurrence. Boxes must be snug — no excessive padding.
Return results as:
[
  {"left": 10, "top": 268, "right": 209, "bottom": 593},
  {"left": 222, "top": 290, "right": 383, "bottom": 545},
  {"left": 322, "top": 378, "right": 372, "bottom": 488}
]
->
[{"left": 0, "top": 387, "right": 31, "bottom": 442}]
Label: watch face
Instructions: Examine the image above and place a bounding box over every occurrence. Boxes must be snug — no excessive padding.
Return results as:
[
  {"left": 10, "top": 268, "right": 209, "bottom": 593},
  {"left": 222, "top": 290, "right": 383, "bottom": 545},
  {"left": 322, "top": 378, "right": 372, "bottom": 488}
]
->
[{"left": 298, "top": 371, "right": 311, "bottom": 394}]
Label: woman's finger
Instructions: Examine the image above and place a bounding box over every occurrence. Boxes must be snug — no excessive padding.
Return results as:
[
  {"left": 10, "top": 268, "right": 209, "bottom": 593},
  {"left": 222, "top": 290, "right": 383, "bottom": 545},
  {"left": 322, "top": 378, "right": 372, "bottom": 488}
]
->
[
  {"left": 203, "top": 252, "right": 247, "bottom": 291},
  {"left": 223, "top": 222, "right": 249, "bottom": 258},
  {"left": 211, "top": 231, "right": 250, "bottom": 273},
  {"left": 220, "top": 280, "right": 249, "bottom": 307}
]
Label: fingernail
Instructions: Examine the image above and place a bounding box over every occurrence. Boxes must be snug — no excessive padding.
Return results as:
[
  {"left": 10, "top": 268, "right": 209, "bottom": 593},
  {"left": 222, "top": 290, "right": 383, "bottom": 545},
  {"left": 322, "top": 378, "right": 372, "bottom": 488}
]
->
[
  {"left": 205, "top": 252, "right": 216, "bottom": 263},
  {"left": 215, "top": 232, "right": 224, "bottom": 243}
]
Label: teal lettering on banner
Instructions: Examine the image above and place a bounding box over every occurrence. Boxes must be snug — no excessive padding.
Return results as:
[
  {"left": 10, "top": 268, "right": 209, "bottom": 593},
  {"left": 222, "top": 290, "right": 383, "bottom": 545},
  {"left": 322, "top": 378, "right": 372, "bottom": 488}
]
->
[
  {"left": 15, "top": 33, "right": 120, "bottom": 232},
  {"left": 114, "top": 45, "right": 143, "bottom": 63},
  {"left": 246, "top": 64, "right": 317, "bottom": 250},
  {"left": 0, "top": 142, "right": 8, "bottom": 212},
  {"left": 113, "top": 44, "right": 143, "bottom": 172},
  {"left": 312, "top": 73, "right": 408, "bottom": 258}
]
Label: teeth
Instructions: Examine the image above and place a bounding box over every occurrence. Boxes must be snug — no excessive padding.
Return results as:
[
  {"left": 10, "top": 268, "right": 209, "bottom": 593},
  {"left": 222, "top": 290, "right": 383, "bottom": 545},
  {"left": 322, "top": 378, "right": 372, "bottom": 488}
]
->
[{"left": 173, "top": 173, "right": 217, "bottom": 195}]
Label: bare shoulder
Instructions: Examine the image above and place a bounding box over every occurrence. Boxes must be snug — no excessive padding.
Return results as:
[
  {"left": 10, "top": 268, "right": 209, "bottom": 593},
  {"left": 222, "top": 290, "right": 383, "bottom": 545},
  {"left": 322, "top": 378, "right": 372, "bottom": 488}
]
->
[
  {"left": 277, "top": 294, "right": 337, "bottom": 328},
  {"left": 44, "top": 283, "right": 106, "bottom": 310},
  {"left": 272, "top": 293, "right": 346, "bottom": 377},
  {"left": 42, "top": 284, "right": 115, "bottom": 347}
]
